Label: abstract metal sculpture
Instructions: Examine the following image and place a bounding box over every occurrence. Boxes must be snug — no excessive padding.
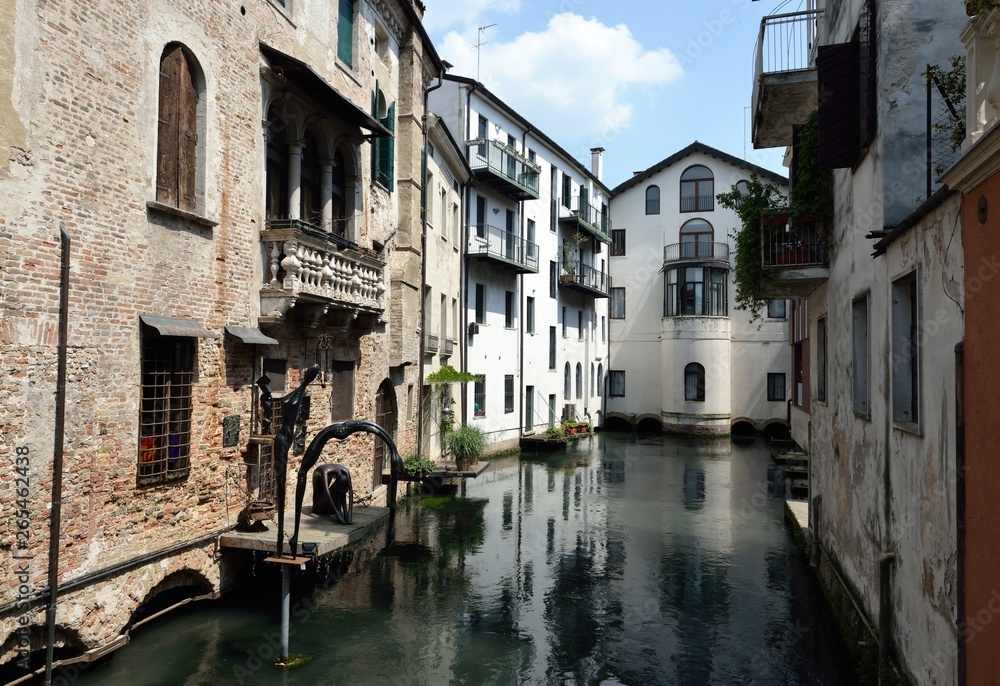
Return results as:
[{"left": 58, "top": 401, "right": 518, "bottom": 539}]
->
[
  {"left": 288, "top": 420, "right": 404, "bottom": 557},
  {"left": 311, "top": 463, "right": 353, "bottom": 525},
  {"left": 268, "top": 363, "right": 320, "bottom": 557}
]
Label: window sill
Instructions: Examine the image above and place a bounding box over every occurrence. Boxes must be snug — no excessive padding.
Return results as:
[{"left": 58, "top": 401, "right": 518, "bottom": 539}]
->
[
  {"left": 265, "top": 0, "right": 295, "bottom": 26},
  {"left": 147, "top": 201, "right": 219, "bottom": 229},
  {"left": 853, "top": 410, "right": 871, "bottom": 421},
  {"left": 336, "top": 60, "right": 361, "bottom": 88},
  {"left": 892, "top": 421, "right": 923, "bottom": 437}
]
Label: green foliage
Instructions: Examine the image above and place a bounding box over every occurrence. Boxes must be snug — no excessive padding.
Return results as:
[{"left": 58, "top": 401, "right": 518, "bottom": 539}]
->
[
  {"left": 446, "top": 424, "right": 488, "bottom": 462},
  {"left": 426, "top": 364, "right": 479, "bottom": 384},
  {"left": 543, "top": 425, "right": 566, "bottom": 439},
  {"left": 716, "top": 173, "right": 786, "bottom": 321},
  {"left": 790, "top": 111, "right": 833, "bottom": 225},
  {"left": 403, "top": 454, "right": 436, "bottom": 477},
  {"left": 925, "top": 56, "right": 967, "bottom": 163}
]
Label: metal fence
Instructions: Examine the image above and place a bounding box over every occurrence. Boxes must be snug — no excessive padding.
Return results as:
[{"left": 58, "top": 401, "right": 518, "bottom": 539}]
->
[{"left": 926, "top": 64, "right": 965, "bottom": 196}]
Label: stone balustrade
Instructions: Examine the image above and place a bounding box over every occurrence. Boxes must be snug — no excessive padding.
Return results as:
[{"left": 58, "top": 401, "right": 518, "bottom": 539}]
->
[
  {"left": 260, "top": 225, "right": 386, "bottom": 322},
  {"left": 962, "top": 10, "right": 1000, "bottom": 150}
]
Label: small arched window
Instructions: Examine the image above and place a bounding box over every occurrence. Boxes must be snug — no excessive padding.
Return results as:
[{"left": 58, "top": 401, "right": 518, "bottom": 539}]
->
[
  {"left": 590, "top": 363, "right": 595, "bottom": 397},
  {"left": 265, "top": 105, "right": 289, "bottom": 220},
  {"left": 680, "top": 165, "right": 714, "bottom": 212},
  {"left": 157, "top": 44, "right": 203, "bottom": 213},
  {"left": 597, "top": 364, "right": 603, "bottom": 397},
  {"left": 645, "top": 185, "right": 660, "bottom": 215},
  {"left": 575, "top": 362, "right": 583, "bottom": 399},
  {"left": 684, "top": 363, "right": 705, "bottom": 402},
  {"left": 564, "top": 362, "right": 572, "bottom": 398}
]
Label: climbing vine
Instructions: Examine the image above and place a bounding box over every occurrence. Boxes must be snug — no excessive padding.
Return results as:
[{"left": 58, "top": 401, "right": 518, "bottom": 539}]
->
[{"left": 717, "top": 174, "right": 786, "bottom": 321}]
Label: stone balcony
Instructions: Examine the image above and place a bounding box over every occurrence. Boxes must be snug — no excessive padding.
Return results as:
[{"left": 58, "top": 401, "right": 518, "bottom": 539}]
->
[
  {"left": 663, "top": 241, "right": 730, "bottom": 267},
  {"left": 751, "top": 9, "right": 821, "bottom": 148},
  {"left": 962, "top": 10, "right": 1000, "bottom": 151},
  {"left": 260, "top": 219, "right": 386, "bottom": 325}
]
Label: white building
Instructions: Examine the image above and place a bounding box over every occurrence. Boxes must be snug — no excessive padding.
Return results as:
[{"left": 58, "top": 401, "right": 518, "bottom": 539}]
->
[
  {"left": 428, "top": 76, "right": 610, "bottom": 451},
  {"left": 606, "top": 142, "right": 791, "bottom": 435},
  {"left": 420, "top": 114, "right": 471, "bottom": 460}
]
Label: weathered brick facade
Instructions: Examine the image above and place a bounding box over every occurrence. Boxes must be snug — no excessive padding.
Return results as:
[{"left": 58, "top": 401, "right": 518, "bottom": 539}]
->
[{"left": 0, "top": 0, "right": 436, "bottom": 667}]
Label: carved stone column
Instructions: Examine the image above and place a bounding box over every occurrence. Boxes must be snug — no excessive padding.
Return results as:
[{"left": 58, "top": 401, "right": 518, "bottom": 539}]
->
[{"left": 287, "top": 141, "right": 303, "bottom": 221}]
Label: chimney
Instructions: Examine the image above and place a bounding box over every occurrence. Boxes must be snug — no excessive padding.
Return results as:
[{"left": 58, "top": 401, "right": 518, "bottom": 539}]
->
[{"left": 590, "top": 147, "right": 604, "bottom": 182}]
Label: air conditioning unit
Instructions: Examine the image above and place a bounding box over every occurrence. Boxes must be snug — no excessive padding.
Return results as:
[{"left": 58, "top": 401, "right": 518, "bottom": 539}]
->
[{"left": 468, "top": 322, "right": 480, "bottom": 336}]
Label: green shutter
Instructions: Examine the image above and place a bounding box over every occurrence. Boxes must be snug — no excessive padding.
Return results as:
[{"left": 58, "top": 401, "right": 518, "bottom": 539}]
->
[
  {"left": 338, "top": 0, "right": 354, "bottom": 67},
  {"left": 379, "top": 102, "right": 395, "bottom": 191}
]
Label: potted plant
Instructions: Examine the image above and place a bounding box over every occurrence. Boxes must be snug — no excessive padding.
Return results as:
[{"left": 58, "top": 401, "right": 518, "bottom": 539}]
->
[
  {"left": 402, "top": 454, "right": 437, "bottom": 480},
  {"left": 447, "top": 424, "right": 487, "bottom": 471}
]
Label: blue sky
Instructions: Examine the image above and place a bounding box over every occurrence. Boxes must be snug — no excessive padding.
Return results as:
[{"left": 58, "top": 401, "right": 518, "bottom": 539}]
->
[{"left": 421, "top": 0, "right": 804, "bottom": 189}]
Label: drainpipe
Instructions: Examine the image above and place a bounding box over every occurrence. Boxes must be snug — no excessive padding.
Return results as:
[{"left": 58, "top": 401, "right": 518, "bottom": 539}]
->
[
  {"left": 879, "top": 552, "right": 896, "bottom": 685},
  {"left": 955, "top": 341, "right": 966, "bottom": 686},
  {"left": 810, "top": 494, "right": 822, "bottom": 568},
  {"left": 45, "top": 224, "right": 70, "bottom": 686},
  {"left": 519, "top": 127, "right": 533, "bottom": 436},
  {"left": 417, "top": 65, "right": 446, "bottom": 457}
]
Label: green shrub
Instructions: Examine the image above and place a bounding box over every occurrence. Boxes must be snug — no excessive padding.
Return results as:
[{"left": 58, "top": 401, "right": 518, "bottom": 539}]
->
[
  {"left": 402, "top": 454, "right": 436, "bottom": 477},
  {"left": 447, "top": 424, "right": 488, "bottom": 462}
]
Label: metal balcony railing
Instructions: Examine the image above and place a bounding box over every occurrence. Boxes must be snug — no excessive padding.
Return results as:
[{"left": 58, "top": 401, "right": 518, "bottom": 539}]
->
[
  {"left": 663, "top": 242, "right": 730, "bottom": 264},
  {"left": 760, "top": 213, "right": 828, "bottom": 268},
  {"left": 560, "top": 195, "right": 612, "bottom": 242},
  {"left": 558, "top": 261, "right": 612, "bottom": 297},
  {"left": 467, "top": 224, "right": 539, "bottom": 272},
  {"left": 680, "top": 195, "right": 714, "bottom": 212},
  {"left": 754, "top": 9, "right": 821, "bottom": 78},
  {"left": 467, "top": 138, "right": 541, "bottom": 199}
]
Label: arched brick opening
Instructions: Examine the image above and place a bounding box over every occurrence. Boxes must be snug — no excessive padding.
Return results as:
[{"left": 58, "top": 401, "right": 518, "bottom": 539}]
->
[
  {"left": 128, "top": 568, "right": 215, "bottom": 630},
  {"left": 635, "top": 415, "right": 663, "bottom": 434},
  {"left": 602, "top": 413, "right": 633, "bottom": 432},
  {"left": 762, "top": 419, "right": 791, "bottom": 441}
]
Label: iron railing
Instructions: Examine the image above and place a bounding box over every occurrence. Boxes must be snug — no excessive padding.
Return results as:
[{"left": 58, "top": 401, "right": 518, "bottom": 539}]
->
[
  {"left": 467, "top": 224, "right": 539, "bottom": 271},
  {"left": 680, "top": 195, "right": 714, "bottom": 212},
  {"left": 754, "top": 9, "right": 821, "bottom": 78},
  {"left": 266, "top": 217, "right": 357, "bottom": 251},
  {"left": 558, "top": 261, "right": 612, "bottom": 296},
  {"left": 467, "top": 138, "right": 541, "bottom": 197},
  {"left": 567, "top": 195, "right": 612, "bottom": 241},
  {"left": 663, "top": 241, "right": 730, "bottom": 263},
  {"left": 760, "top": 213, "right": 828, "bottom": 268}
]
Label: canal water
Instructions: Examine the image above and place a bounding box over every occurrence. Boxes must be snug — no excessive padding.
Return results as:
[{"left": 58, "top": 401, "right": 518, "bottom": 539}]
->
[{"left": 68, "top": 433, "right": 854, "bottom": 685}]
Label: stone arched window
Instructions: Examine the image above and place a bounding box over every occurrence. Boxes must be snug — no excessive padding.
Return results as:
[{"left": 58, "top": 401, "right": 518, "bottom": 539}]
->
[
  {"left": 564, "top": 362, "right": 571, "bottom": 399},
  {"left": 597, "top": 364, "right": 603, "bottom": 397},
  {"left": 575, "top": 362, "right": 583, "bottom": 399},
  {"left": 374, "top": 379, "right": 397, "bottom": 489},
  {"left": 680, "top": 165, "right": 714, "bottom": 212},
  {"left": 156, "top": 43, "right": 204, "bottom": 213},
  {"left": 684, "top": 363, "right": 705, "bottom": 402}
]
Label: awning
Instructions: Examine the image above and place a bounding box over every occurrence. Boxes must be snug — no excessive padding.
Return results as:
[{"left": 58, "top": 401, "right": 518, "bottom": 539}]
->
[
  {"left": 225, "top": 325, "right": 279, "bottom": 346},
  {"left": 140, "top": 315, "right": 218, "bottom": 338},
  {"left": 260, "top": 43, "right": 392, "bottom": 138}
]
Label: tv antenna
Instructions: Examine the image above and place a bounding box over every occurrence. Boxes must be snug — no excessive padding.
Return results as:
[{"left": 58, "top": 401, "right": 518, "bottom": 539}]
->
[{"left": 474, "top": 23, "right": 496, "bottom": 81}]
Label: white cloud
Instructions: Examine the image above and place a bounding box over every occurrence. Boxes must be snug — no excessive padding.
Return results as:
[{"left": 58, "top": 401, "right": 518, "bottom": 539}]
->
[
  {"left": 437, "top": 14, "right": 683, "bottom": 145},
  {"left": 421, "top": 0, "right": 521, "bottom": 33}
]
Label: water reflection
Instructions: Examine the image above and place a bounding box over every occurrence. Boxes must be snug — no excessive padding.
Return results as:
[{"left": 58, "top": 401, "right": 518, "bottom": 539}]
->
[{"left": 65, "top": 433, "right": 853, "bottom": 686}]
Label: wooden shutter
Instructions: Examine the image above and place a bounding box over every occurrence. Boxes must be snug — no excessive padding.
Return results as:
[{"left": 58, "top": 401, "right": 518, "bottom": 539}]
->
[
  {"left": 156, "top": 47, "right": 182, "bottom": 206},
  {"left": 817, "top": 42, "right": 861, "bottom": 169},
  {"left": 178, "top": 52, "right": 198, "bottom": 212}
]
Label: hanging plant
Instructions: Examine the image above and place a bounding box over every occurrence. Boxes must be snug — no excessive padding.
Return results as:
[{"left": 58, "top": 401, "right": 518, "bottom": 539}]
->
[
  {"left": 965, "top": 0, "right": 1000, "bottom": 16},
  {"left": 717, "top": 173, "right": 786, "bottom": 321},
  {"left": 426, "top": 364, "right": 479, "bottom": 436}
]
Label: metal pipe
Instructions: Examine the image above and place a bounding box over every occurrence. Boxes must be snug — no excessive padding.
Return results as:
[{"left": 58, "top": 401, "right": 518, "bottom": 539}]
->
[
  {"left": 45, "top": 224, "right": 70, "bottom": 686},
  {"left": 955, "top": 341, "right": 966, "bottom": 686},
  {"left": 810, "top": 494, "right": 822, "bottom": 568},
  {"left": 879, "top": 552, "right": 896, "bottom": 684},
  {"left": 926, "top": 66, "right": 932, "bottom": 199},
  {"left": 280, "top": 565, "right": 291, "bottom": 664},
  {"left": 0, "top": 525, "right": 233, "bottom": 616}
]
